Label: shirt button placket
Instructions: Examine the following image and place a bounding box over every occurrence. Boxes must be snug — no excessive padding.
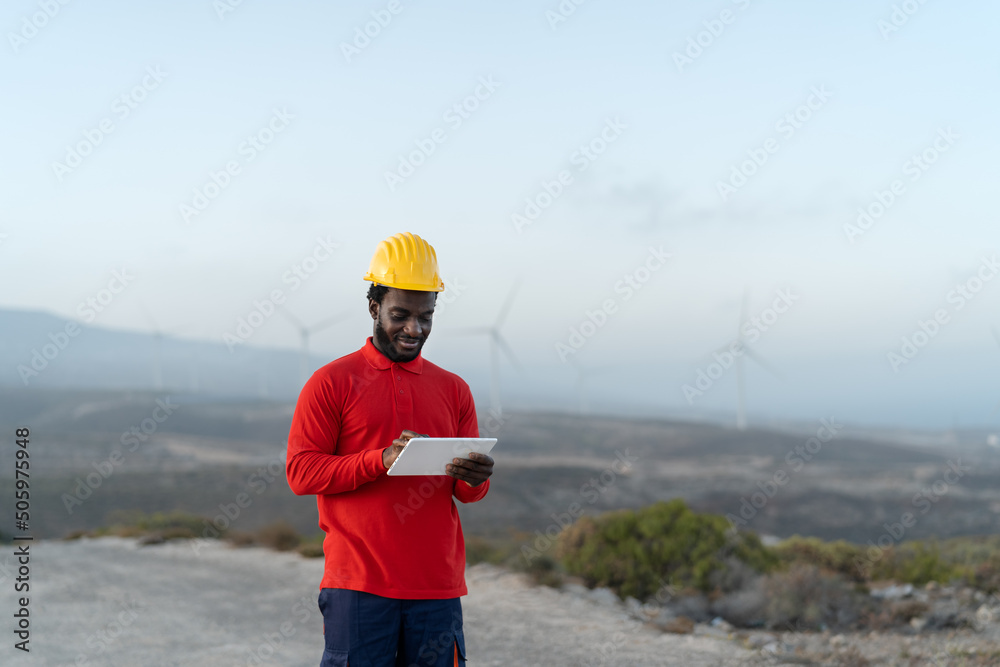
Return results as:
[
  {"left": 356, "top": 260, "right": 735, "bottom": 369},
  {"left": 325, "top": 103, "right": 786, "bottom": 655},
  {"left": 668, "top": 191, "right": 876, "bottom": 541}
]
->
[
  {"left": 392, "top": 364, "right": 414, "bottom": 422},
  {"left": 391, "top": 367, "right": 401, "bottom": 404}
]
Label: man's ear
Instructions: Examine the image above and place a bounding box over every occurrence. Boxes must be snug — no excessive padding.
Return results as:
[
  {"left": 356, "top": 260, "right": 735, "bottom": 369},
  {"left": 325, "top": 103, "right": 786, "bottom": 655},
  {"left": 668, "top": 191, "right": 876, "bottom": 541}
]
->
[{"left": 368, "top": 298, "right": 379, "bottom": 320}]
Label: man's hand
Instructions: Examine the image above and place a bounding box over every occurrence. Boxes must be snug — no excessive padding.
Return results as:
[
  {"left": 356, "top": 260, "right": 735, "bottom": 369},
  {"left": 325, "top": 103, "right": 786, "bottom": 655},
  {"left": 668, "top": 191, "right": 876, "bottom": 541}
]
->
[
  {"left": 447, "top": 452, "right": 494, "bottom": 487},
  {"left": 382, "top": 430, "right": 426, "bottom": 470}
]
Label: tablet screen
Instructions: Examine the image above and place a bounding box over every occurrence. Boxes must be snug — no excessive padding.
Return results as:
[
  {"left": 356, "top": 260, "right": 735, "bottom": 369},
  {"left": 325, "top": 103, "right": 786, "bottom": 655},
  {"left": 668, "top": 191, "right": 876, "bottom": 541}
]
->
[{"left": 386, "top": 437, "right": 497, "bottom": 476}]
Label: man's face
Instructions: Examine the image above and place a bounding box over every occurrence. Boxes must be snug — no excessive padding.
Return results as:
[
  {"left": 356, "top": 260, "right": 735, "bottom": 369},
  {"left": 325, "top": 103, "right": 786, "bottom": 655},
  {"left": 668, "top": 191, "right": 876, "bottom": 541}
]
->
[{"left": 369, "top": 287, "right": 437, "bottom": 362}]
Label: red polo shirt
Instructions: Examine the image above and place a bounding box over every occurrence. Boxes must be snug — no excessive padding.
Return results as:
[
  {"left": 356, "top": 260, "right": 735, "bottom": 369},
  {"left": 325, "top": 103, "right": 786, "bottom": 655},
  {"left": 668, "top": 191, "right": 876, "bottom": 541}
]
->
[{"left": 286, "top": 337, "right": 489, "bottom": 599}]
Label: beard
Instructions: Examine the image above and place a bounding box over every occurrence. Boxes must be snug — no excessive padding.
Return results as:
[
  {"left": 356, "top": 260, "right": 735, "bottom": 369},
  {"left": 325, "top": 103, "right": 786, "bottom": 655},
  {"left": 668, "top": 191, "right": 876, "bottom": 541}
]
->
[{"left": 374, "top": 318, "right": 424, "bottom": 362}]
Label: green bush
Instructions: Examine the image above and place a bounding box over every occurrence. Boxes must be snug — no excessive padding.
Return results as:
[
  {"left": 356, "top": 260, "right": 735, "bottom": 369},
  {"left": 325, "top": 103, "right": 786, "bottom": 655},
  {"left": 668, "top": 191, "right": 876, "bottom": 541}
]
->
[
  {"left": 465, "top": 535, "right": 511, "bottom": 566},
  {"left": 116, "top": 510, "right": 208, "bottom": 536},
  {"left": 931, "top": 535, "right": 1000, "bottom": 593},
  {"left": 75, "top": 510, "right": 214, "bottom": 541},
  {"left": 866, "top": 542, "right": 966, "bottom": 586},
  {"left": 519, "top": 554, "right": 565, "bottom": 589},
  {"left": 297, "top": 534, "right": 325, "bottom": 559},
  {"left": 888, "top": 542, "right": 957, "bottom": 585},
  {"left": 555, "top": 499, "right": 777, "bottom": 600},
  {"left": 775, "top": 534, "right": 1000, "bottom": 592}
]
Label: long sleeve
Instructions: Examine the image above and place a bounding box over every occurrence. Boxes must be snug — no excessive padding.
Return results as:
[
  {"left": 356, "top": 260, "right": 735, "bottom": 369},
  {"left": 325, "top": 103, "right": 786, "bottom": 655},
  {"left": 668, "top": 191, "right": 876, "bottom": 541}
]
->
[
  {"left": 453, "top": 382, "right": 491, "bottom": 504},
  {"left": 286, "top": 373, "right": 386, "bottom": 496}
]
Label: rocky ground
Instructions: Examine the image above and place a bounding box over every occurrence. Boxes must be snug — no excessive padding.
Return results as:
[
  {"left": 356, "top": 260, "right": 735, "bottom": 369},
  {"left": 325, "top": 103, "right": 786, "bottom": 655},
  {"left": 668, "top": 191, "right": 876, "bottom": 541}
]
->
[
  {"left": 2, "top": 538, "right": 999, "bottom": 666},
  {"left": 558, "top": 579, "right": 1000, "bottom": 666}
]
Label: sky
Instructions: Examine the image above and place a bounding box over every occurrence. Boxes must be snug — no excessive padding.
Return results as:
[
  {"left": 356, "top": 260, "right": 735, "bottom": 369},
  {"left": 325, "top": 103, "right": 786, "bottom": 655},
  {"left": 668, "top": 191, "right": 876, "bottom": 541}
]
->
[{"left": 2, "top": 0, "right": 999, "bottom": 430}]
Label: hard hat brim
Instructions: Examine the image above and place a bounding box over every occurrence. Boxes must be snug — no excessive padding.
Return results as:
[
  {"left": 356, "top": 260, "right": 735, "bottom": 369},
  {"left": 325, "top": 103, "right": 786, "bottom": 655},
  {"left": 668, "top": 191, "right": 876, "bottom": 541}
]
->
[{"left": 364, "top": 275, "right": 445, "bottom": 292}]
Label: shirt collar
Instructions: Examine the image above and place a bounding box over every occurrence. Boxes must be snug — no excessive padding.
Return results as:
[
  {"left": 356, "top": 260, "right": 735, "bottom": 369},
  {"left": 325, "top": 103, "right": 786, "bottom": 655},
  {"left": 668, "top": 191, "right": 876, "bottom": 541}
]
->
[{"left": 362, "top": 336, "right": 424, "bottom": 374}]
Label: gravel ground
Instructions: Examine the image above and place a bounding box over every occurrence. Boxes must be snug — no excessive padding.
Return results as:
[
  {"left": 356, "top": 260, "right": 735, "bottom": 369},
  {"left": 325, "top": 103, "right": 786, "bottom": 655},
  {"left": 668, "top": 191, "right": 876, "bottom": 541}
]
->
[
  {"left": 5, "top": 538, "right": 998, "bottom": 666},
  {"left": 1, "top": 537, "right": 762, "bottom": 666}
]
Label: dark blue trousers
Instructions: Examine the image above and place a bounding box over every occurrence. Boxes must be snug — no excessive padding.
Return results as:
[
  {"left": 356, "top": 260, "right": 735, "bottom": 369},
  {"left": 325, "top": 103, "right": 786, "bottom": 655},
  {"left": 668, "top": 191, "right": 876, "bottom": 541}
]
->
[{"left": 318, "top": 588, "right": 466, "bottom": 667}]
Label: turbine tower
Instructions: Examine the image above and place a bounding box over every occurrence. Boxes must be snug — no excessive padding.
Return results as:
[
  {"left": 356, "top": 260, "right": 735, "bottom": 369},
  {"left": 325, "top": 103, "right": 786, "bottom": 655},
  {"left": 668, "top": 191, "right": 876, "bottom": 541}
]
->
[
  {"left": 716, "top": 291, "right": 781, "bottom": 431},
  {"left": 452, "top": 280, "right": 521, "bottom": 417},
  {"left": 281, "top": 309, "right": 352, "bottom": 386}
]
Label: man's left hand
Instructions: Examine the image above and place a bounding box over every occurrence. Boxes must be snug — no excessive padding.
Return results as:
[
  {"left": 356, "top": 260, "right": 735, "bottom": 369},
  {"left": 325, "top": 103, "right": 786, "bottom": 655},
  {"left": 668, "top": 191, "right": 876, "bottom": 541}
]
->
[{"left": 447, "top": 452, "right": 494, "bottom": 487}]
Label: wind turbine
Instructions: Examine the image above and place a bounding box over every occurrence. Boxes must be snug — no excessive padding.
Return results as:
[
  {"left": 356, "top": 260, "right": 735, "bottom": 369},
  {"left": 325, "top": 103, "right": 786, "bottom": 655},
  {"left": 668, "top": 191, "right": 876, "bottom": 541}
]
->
[
  {"left": 718, "top": 291, "right": 781, "bottom": 431},
  {"left": 138, "top": 306, "right": 210, "bottom": 393},
  {"left": 281, "top": 309, "right": 353, "bottom": 386},
  {"left": 452, "top": 280, "right": 521, "bottom": 417}
]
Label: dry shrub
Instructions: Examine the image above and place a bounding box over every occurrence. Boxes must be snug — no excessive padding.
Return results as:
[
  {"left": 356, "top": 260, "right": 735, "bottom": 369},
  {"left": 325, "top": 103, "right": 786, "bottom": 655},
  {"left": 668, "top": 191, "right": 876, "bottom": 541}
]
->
[
  {"left": 714, "top": 564, "right": 868, "bottom": 631},
  {"left": 834, "top": 646, "right": 870, "bottom": 667},
  {"left": 890, "top": 599, "right": 929, "bottom": 623},
  {"left": 863, "top": 599, "right": 929, "bottom": 631},
  {"left": 158, "top": 525, "right": 197, "bottom": 540},
  {"left": 761, "top": 565, "right": 867, "bottom": 630},
  {"left": 711, "top": 578, "right": 767, "bottom": 627},
  {"left": 513, "top": 553, "right": 565, "bottom": 588},
  {"left": 255, "top": 521, "right": 301, "bottom": 551},
  {"left": 773, "top": 536, "right": 866, "bottom": 582},
  {"left": 661, "top": 616, "right": 694, "bottom": 634},
  {"left": 972, "top": 557, "right": 1000, "bottom": 593},
  {"left": 110, "top": 524, "right": 145, "bottom": 538},
  {"left": 225, "top": 530, "right": 256, "bottom": 547},
  {"left": 709, "top": 556, "right": 760, "bottom": 594}
]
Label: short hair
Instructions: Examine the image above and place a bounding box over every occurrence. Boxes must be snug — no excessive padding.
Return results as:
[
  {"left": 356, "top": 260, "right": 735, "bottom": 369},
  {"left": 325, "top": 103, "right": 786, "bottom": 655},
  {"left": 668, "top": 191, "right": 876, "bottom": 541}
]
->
[
  {"left": 367, "top": 284, "right": 438, "bottom": 305},
  {"left": 367, "top": 283, "right": 389, "bottom": 304}
]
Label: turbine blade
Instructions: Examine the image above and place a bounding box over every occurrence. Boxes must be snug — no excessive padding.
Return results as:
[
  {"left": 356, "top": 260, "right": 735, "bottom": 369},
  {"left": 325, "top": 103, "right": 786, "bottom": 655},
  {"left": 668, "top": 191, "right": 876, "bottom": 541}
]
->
[
  {"left": 446, "top": 326, "right": 492, "bottom": 336},
  {"left": 280, "top": 309, "right": 304, "bottom": 331},
  {"left": 736, "top": 354, "right": 746, "bottom": 430},
  {"left": 494, "top": 332, "right": 521, "bottom": 370},
  {"left": 308, "top": 310, "right": 353, "bottom": 334},
  {"left": 713, "top": 342, "right": 739, "bottom": 356},
  {"left": 737, "top": 289, "right": 749, "bottom": 340},
  {"left": 742, "top": 347, "right": 782, "bottom": 379},
  {"left": 494, "top": 279, "right": 522, "bottom": 329}
]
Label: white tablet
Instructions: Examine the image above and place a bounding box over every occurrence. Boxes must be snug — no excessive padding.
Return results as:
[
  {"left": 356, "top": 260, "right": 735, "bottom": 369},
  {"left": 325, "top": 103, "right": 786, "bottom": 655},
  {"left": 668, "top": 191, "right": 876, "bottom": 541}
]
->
[{"left": 386, "top": 437, "right": 497, "bottom": 476}]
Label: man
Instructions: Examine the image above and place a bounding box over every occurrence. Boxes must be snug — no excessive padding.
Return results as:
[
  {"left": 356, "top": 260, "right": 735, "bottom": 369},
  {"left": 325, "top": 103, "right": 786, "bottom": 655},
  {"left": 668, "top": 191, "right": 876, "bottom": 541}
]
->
[{"left": 286, "top": 232, "right": 494, "bottom": 667}]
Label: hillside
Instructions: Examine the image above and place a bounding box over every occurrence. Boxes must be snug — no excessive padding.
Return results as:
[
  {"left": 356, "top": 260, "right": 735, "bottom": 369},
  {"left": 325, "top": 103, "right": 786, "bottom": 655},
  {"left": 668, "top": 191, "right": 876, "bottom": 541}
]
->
[{"left": 2, "top": 388, "right": 998, "bottom": 546}]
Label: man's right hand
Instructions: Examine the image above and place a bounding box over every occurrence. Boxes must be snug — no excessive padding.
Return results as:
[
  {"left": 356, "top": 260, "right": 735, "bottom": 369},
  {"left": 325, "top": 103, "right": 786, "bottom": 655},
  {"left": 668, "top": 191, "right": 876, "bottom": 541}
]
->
[{"left": 382, "top": 430, "right": 426, "bottom": 470}]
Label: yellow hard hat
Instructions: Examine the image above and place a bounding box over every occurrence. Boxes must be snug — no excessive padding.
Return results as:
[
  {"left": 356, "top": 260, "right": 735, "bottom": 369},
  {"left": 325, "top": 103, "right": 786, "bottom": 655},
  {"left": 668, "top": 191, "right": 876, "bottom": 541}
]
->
[{"left": 363, "top": 232, "right": 445, "bottom": 292}]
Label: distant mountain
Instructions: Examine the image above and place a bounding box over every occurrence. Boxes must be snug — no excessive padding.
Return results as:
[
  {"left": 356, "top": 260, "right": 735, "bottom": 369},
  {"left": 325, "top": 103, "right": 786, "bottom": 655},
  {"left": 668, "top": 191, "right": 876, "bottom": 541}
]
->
[{"left": 0, "top": 308, "right": 315, "bottom": 399}]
